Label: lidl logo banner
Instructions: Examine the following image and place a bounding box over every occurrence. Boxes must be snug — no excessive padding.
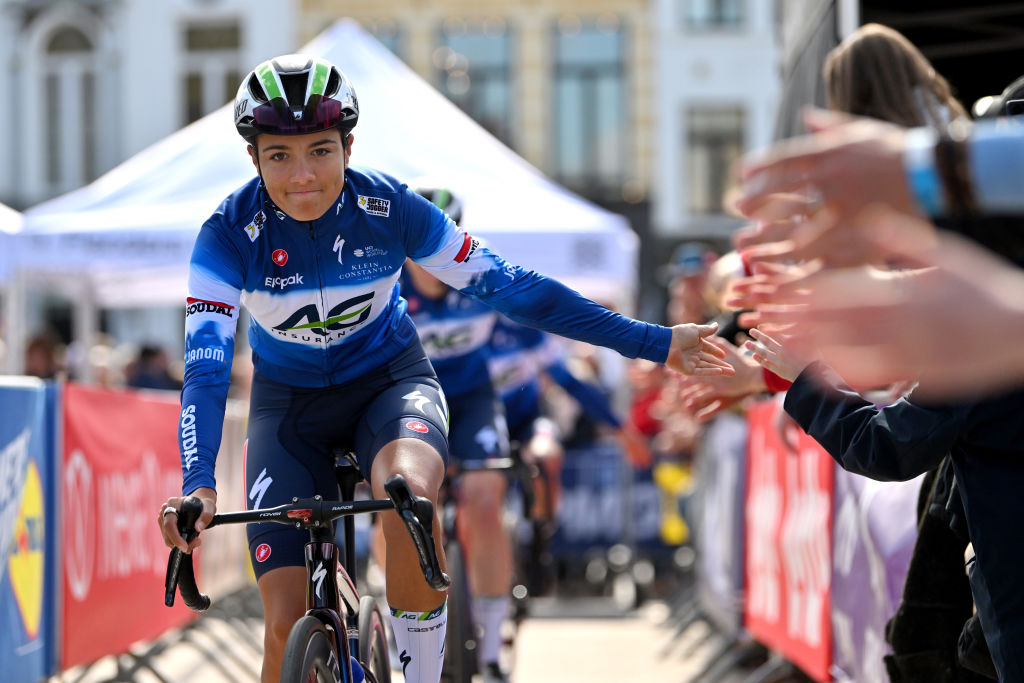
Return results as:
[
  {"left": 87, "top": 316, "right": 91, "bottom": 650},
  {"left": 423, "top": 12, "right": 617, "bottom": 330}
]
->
[
  {"left": 60, "top": 383, "right": 194, "bottom": 669},
  {"left": 0, "top": 379, "right": 56, "bottom": 683}
]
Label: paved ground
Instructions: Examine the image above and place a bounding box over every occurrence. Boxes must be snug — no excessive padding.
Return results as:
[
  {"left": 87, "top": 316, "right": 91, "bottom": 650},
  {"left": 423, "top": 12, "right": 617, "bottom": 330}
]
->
[{"left": 50, "top": 589, "right": 776, "bottom": 682}]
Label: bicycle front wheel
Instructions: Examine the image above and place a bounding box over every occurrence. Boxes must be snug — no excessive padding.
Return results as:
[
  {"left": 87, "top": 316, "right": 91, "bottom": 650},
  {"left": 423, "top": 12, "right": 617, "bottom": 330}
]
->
[
  {"left": 442, "top": 539, "right": 476, "bottom": 683},
  {"left": 281, "top": 615, "right": 344, "bottom": 683},
  {"left": 358, "top": 595, "right": 392, "bottom": 683}
]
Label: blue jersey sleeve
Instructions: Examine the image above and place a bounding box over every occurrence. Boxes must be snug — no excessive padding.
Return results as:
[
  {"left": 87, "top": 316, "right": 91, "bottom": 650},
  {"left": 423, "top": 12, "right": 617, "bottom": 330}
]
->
[
  {"left": 407, "top": 208, "right": 671, "bottom": 362},
  {"left": 179, "top": 219, "right": 244, "bottom": 494},
  {"left": 544, "top": 360, "right": 622, "bottom": 428}
]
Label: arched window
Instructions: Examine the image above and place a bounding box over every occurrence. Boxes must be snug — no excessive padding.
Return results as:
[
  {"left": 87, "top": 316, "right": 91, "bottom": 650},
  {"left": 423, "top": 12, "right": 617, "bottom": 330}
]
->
[{"left": 43, "top": 25, "right": 99, "bottom": 192}]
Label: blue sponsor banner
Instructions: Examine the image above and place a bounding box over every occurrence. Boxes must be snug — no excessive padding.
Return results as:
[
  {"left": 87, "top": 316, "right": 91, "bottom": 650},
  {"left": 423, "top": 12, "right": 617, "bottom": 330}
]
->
[
  {"left": 0, "top": 378, "right": 57, "bottom": 682},
  {"left": 693, "top": 413, "right": 748, "bottom": 637},
  {"left": 551, "top": 444, "right": 664, "bottom": 555}
]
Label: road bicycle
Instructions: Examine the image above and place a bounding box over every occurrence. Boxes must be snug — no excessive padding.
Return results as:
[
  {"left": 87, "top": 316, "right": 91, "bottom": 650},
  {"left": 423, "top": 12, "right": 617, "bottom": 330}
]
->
[
  {"left": 439, "top": 455, "right": 537, "bottom": 683},
  {"left": 165, "top": 451, "right": 450, "bottom": 683}
]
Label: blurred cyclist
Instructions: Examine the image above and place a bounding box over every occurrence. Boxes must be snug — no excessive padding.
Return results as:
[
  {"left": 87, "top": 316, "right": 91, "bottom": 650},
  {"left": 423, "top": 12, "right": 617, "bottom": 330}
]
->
[
  {"left": 157, "top": 54, "right": 731, "bottom": 683},
  {"left": 394, "top": 184, "right": 512, "bottom": 681}
]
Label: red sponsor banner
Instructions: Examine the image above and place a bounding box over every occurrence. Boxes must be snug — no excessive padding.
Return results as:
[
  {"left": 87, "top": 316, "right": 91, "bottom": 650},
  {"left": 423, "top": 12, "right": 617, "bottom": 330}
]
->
[
  {"left": 743, "top": 400, "right": 834, "bottom": 682},
  {"left": 61, "top": 383, "right": 195, "bottom": 668}
]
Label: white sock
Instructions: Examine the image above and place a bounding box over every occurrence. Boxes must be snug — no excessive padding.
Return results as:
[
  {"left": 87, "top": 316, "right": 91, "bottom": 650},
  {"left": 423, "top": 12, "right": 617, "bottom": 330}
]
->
[
  {"left": 389, "top": 601, "right": 447, "bottom": 683},
  {"left": 471, "top": 594, "right": 510, "bottom": 667}
]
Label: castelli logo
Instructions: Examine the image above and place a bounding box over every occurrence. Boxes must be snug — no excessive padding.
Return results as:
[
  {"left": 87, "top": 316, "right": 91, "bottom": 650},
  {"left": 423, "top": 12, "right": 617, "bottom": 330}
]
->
[
  {"left": 405, "top": 421, "right": 429, "bottom": 434},
  {"left": 272, "top": 249, "right": 288, "bottom": 266},
  {"left": 255, "top": 543, "right": 272, "bottom": 562}
]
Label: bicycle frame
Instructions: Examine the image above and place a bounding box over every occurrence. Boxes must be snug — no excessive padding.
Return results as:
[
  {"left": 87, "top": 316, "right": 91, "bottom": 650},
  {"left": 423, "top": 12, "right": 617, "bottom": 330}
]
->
[{"left": 165, "top": 471, "right": 449, "bottom": 683}]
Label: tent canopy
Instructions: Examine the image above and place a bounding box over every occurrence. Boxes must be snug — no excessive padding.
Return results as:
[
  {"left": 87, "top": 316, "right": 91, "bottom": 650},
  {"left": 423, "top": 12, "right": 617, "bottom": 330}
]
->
[{"left": 18, "top": 19, "right": 637, "bottom": 309}]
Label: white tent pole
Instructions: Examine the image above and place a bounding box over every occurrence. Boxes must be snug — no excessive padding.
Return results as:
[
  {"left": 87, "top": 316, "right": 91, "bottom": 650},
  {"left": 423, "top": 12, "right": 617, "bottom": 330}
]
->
[
  {"left": 4, "top": 270, "right": 25, "bottom": 375},
  {"left": 73, "top": 286, "right": 98, "bottom": 384}
]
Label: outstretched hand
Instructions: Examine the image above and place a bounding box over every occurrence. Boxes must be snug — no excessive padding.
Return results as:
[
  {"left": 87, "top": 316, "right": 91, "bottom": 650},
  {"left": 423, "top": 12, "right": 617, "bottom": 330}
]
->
[
  {"left": 664, "top": 322, "right": 735, "bottom": 377},
  {"left": 677, "top": 336, "right": 765, "bottom": 421}
]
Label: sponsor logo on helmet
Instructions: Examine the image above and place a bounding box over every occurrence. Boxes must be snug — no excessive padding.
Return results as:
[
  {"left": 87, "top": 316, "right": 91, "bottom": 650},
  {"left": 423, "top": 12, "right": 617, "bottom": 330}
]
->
[
  {"left": 186, "top": 297, "right": 235, "bottom": 318},
  {"left": 255, "top": 543, "right": 272, "bottom": 562},
  {"left": 272, "top": 249, "right": 288, "bottom": 266},
  {"left": 265, "top": 274, "right": 304, "bottom": 290},
  {"left": 405, "top": 421, "right": 429, "bottom": 434},
  {"left": 180, "top": 405, "right": 199, "bottom": 471},
  {"left": 243, "top": 211, "right": 266, "bottom": 242},
  {"left": 454, "top": 233, "right": 479, "bottom": 263},
  {"left": 357, "top": 195, "right": 390, "bottom": 217}
]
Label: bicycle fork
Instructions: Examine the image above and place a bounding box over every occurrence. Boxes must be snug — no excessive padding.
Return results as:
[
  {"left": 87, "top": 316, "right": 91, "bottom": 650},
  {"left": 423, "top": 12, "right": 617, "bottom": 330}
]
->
[{"left": 304, "top": 531, "right": 351, "bottom": 682}]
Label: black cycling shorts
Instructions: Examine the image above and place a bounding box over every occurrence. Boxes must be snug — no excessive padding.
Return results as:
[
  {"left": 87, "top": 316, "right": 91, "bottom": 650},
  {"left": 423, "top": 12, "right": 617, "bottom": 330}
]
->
[
  {"left": 447, "top": 381, "right": 510, "bottom": 463},
  {"left": 243, "top": 339, "right": 449, "bottom": 579}
]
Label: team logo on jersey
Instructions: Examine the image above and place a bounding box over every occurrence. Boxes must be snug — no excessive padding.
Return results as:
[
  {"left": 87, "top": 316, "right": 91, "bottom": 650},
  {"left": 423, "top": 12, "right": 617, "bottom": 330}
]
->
[
  {"left": 354, "top": 245, "right": 388, "bottom": 258},
  {"left": 333, "top": 236, "right": 345, "bottom": 264},
  {"left": 454, "top": 233, "right": 480, "bottom": 263},
  {"left": 405, "top": 421, "right": 429, "bottom": 434},
  {"left": 185, "top": 297, "right": 235, "bottom": 318},
  {"left": 357, "top": 195, "right": 390, "bottom": 217},
  {"left": 255, "top": 543, "right": 272, "bottom": 562},
  {"left": 243, "top": 210, "right": 266, "bottom": 242},
  {"left": 273, "top": 292, "right": 374, "bottom": 338},
  {"left": 272, "top": 249, "right": 288, "bottom": 266}
]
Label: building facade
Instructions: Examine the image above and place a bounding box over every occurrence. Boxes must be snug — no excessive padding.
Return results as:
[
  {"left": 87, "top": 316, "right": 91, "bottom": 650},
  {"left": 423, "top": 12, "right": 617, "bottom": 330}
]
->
[{"left": 0, "top": 0, "right": 296, "bottom": 209}]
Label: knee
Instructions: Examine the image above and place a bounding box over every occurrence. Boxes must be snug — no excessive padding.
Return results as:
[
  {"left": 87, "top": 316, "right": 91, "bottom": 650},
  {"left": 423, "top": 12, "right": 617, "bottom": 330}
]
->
[
  {"left": 371, "top": 438, "right": 445, "bottom": 503},
  {"left": 460, "top": 472, "right": 506, "bottom": 522},
  {"left": 265, "top": 607, "right": 303, "bottom": 650}
]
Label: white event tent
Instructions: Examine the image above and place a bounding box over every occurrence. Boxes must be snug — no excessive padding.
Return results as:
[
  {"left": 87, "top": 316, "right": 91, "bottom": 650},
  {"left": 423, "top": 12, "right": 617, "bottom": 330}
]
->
[{"left": 11, "top": 19, "right": 639, "bottom": 372}]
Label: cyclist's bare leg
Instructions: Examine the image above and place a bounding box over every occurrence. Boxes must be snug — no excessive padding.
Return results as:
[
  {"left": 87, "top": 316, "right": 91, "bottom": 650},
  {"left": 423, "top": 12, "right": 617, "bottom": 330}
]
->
[
  {"left": 370, "top": 437, "right": 447, "bottom": 607},
  {"left": 371, "top": 437, "right": 448, "bottom": 683},
  {"left": 457, "top": 470, "right": 511, "bottom": 595},
  {"left": 257, "top": 565, "right": 307, "bottom": 683},
  {"left": 458, "top": 470, "right": 512, "bottom": 675}
]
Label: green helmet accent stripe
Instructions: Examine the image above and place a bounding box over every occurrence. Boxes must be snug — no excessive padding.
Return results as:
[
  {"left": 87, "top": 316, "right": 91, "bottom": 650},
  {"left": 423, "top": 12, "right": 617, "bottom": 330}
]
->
[
  {"left": 435, "top": 189, "right": 451, "bottom": 211},
  {"left": 257, "top": 62, "right": 285, "bottom": 102},
  {"left": 309, "top": 59, "right": 330, "bottom": 99}
]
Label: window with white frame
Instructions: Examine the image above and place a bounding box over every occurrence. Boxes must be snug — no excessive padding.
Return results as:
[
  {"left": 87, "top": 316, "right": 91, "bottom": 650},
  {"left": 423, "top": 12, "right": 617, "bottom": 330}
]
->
[
  {"left": 182, "top": 21, "right": 242, "bottom": 125},
  {"left": 683, "top": 0, "right": 744, "bottom": 30},
  {"left": 43, "top": 26, "right": 99, "bottom": 192},
  {"left": 436, "top": 17, "right": 514, "bottom": 146},
  {"left": 552, "top": 14, "right": 626, "bottom": 192},
  {"left": 686, "top": 106, "right": 744, "bottom": 214}
]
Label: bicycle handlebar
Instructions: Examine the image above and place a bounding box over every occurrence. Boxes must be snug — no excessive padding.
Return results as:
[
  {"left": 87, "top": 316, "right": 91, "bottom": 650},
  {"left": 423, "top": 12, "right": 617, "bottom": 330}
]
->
[
  {"left": 164, "top": 497, "right": 210, "bottom": 611},
  {"left": 164, "top": 474, "right": 450, "bottom": 612}
]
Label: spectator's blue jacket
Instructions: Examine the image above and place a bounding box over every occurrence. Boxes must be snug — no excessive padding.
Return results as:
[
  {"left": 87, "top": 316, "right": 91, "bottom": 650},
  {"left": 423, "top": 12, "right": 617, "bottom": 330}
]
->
[
  {"left": 784, "top": 362, "right": 1024, "bottom": 682},
  {"left": 180, "top": 167, "right": 671, "bottom": 494}
]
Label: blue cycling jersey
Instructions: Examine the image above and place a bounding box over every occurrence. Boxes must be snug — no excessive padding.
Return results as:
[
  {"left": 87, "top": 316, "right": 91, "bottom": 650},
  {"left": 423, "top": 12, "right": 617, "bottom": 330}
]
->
[
  {"left": 179, "top": 166, "right": 671, "bottom": 494},
  {"left": 400, "top": 272, "right": 497, "bottom": 399},
  {"left": 488, "top": 317, "right": 621, "bottom": 431}
]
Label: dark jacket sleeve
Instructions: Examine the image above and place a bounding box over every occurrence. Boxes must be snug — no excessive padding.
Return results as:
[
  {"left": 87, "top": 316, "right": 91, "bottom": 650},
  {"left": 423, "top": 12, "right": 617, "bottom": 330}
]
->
[{"left": 783, "top": 362, "right": 966, "bottom": 482}]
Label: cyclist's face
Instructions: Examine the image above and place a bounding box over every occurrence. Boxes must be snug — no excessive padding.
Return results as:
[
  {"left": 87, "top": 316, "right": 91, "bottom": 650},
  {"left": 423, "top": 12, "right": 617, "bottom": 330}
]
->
[{"left": 249, "top": 129, "right": 352, "bottom": 221}]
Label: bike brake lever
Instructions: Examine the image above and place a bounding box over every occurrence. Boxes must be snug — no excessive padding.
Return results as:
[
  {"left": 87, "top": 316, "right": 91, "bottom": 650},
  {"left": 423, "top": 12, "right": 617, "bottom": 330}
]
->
[{"left": 384, "top": 474, "right": 452, "bottom": 591}]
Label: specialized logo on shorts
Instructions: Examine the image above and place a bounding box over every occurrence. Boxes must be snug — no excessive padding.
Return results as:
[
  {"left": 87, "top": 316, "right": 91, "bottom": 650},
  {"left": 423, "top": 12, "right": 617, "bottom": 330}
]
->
[
  {"left": 185, "top": 297, "right": 235, "bottom": 318},
  {"left": 272, "top": 249, "right": 288, "bottom": 266},
  {"left": 405, "top": 421, "right": 429, "bottom": 434},
  {"left": 243, "top": 210, "right": 266, "bottom": 242},
  {"left": 255, "top": 543, "right": 272, "bottom": 562},
  {"left": 357, "top": 195, "right": 390, "bottom": 217}
]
